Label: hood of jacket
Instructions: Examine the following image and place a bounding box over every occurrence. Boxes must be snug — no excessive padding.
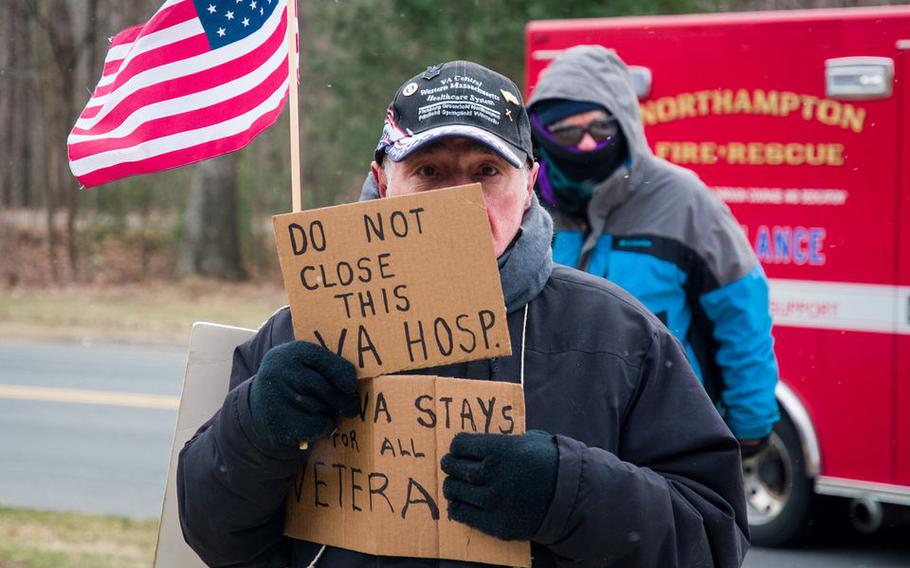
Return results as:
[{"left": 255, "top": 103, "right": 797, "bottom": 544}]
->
[
  {"left": 360, "top": 174, "right": 553, "bottom": 314},
  {"left": 528, "top": 45, "right": 656, "bottom": 225}
]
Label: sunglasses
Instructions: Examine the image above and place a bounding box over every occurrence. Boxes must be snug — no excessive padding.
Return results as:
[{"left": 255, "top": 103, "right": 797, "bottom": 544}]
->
[{"left": 548, "top": 117, "right": 619, "bottom": 147}]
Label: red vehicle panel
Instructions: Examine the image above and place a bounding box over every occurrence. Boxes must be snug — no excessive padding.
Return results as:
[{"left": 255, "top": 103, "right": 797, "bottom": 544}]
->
[
  {"left": 527, "top": 6, "right": 910, "bottom": 538},
  {"left": 896, "top": 47, "right": 910, "bottom": 488}
]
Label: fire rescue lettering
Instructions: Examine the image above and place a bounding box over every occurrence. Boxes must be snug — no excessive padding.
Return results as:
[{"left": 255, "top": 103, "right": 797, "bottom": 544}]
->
[
  {"left": 654, "top": 141, "right": 844, "bottom": 167},
  {"left": 639, "top": 89, "right": 866, "bottom": 133}
]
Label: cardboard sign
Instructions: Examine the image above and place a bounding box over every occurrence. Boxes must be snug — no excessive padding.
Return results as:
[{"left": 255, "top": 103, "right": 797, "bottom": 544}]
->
[
  {"left": 272, "top": 184, "right": 511, "bottom": 378},
  {"left": 285, "top": 375, "right": 531, "bottom": 567}
]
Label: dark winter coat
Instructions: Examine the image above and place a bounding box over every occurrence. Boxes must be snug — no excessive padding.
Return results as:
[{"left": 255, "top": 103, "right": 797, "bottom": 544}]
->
[
  {"left": 177, "top": 270, "right": 749, "bottom": 567},
  {"left": 179, "top": 166, "right": 748, "bottom": 566}
]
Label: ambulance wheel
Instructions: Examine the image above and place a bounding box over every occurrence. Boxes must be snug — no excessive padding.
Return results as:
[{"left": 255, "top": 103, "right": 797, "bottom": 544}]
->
[{"left": 743, "top": 412, "right": 814, "bottom": 547}]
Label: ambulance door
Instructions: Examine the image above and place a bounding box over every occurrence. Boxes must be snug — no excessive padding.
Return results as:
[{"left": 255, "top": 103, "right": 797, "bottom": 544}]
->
[
  {"left": 895, "top": 39, "right": 910, "bottom": 489},
  {"left": 807, "top": 52, "right": 900, "bottom": 485}
]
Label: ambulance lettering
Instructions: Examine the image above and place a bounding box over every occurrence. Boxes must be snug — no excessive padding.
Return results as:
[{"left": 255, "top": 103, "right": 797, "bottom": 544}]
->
[
  {"left": 654, "top": 141, "right": 845, "bottom": 167},
  {"left": 752, "top": 225, "right": 826, "bottom": 266},
  {"left": 640, "top": 89, "right": 867, "bottom": 133}
]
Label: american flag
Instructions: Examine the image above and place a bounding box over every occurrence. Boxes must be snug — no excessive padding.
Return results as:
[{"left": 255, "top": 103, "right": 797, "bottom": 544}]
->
[{"left": 67, "top": 0, "right": 296, "bottom": 188}]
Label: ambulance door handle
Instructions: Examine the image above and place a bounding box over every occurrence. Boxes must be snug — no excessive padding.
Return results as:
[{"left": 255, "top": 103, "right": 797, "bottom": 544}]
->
[{"left": 825, "top": 57, "right": 894, "bottom": 100}]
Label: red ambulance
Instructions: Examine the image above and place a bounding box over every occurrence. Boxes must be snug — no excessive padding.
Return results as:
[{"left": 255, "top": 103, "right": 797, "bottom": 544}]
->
[{"left": 526, "top": 6, "right": 910, "bottom": 545}]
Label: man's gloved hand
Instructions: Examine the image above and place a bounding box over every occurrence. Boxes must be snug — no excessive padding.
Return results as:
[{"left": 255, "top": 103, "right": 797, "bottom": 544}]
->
[
  {"left": 247, "top": 341, "right": 360, "bottom": 451},
  {"left": 441, "top": 430, "right": 558, "bottom": 541},
  {"left": 740, "top": 435, "right": 771, "bottom": 460}
]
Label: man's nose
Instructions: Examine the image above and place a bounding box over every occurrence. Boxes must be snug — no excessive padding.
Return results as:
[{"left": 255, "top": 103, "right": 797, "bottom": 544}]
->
[{"left": 576, "top": 132, "right": 598, "bottom": 152}]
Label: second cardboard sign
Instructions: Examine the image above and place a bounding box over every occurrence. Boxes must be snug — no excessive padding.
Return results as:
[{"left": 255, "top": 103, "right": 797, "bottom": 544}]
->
[{"left": 285, "top": 375, "right": 531, "bottom": 567}]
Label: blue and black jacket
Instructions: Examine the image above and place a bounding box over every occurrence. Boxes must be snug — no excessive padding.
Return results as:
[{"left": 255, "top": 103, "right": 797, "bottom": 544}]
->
[{"left": 529, "top": 46, "right": 779, "bottom": 441}]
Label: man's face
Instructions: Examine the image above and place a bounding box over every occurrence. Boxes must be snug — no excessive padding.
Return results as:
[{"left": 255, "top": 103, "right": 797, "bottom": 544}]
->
[
  {"left": 371, "top": 137, "right": 539, "bottom": 257},
  {"left": 547, "top": 109, "right": 612, "bottom": 152}
]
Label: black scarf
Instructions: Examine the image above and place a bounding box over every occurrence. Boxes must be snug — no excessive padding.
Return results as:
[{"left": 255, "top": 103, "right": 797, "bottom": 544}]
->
[{"left": 532, "top": 121, "right": 628, "bottom": 216}]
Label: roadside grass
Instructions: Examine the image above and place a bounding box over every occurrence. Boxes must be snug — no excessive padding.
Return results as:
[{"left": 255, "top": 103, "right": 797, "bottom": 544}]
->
[
  {"left": 0, "top": 507, "right": 158, "bottom": 568},
  {"left": 0, "top": 279, "right": 287, "bottom": 345}
]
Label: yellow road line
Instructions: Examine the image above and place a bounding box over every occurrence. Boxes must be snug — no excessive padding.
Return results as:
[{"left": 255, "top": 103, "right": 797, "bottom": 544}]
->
[{"left": 0, "top": 384, "right": 179, "bottom": 410}]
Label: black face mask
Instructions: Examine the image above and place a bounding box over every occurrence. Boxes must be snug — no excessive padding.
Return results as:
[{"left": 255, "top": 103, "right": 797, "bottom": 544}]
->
[{"left": 532, "top": 119, "right": 628, "bottom": 184}]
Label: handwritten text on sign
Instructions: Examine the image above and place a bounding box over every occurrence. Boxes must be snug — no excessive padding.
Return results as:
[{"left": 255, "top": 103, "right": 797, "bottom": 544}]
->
[
  {"left": 284, "top": 375, "right": 531, "bottom": 567},
  {"left": 272, "top": 184, "right": 511, "bottom": 378}
]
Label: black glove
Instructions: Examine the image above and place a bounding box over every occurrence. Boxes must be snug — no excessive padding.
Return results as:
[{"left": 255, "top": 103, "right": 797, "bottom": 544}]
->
[
  {"left": 247, "top": 341, "right": 360, "bottom": 451},
  {"left": 441, "top": 430, "right": 558, "bottom": 541},
  {"left": 740, "top": 435, "right": 771, "bottom": 459}
]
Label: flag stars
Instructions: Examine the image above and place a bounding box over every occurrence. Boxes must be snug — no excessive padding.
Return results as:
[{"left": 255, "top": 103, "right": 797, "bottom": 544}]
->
[{"left": 202, "top": 0, "right": 271, "bottom": 43}]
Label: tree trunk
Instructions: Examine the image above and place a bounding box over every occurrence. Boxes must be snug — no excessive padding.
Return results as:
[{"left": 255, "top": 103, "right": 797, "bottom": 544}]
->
[
  {"left": 4, "top": 1, "right": 34, "bottom": 208},
  {"left": 176, "top": 153, "right": 248, "bottom": 281},
  {"left": 0, "top": 4, "right": 12, "bottom": 207},
  {"left": 61, "top": 0, "right": 101, "bottom": 282}
]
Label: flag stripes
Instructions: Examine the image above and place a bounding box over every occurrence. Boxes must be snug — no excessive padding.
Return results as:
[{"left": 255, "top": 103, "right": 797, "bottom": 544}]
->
[
  {"left": 74, "top": 80, "right": 289, "bottom": 187},
  {"left": 70, "top": 17, "right": 286, "bottom": 140},
  {"left": 68, "top": 58, "right": 288, "bottom": 160}
]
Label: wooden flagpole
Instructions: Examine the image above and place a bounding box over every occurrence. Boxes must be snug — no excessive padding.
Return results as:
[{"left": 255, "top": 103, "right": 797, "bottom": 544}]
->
[
  {"left": 286, "top": 0, "right": 308, "bottom": 451},
  {"left": 286, "top": 0, "right": 302, "bottom": 213}
]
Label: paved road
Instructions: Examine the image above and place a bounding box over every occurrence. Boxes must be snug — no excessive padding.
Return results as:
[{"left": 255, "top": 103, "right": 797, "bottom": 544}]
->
[
  {"left": 1, "top": 340, "right": 908, "bottom": 566},
  {"left": 0, "top": 339, "right": 185, "bottom": 519},
  {"left": 745, "top": 529, "right": 910, "bottom": 567}
]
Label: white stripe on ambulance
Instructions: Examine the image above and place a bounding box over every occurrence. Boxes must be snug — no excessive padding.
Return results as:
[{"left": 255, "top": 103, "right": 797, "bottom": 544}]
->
[{"left": 769, "top": 278, "right": 910, "bottom": 335}]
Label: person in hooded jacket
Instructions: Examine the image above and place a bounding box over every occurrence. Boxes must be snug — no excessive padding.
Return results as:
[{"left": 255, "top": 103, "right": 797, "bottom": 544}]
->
[
  {"left": 528, "top": 45, "right": 780, "bottom": 456},
  {"left": 178, "top": 60, "right": 749, "bottom": 568}
]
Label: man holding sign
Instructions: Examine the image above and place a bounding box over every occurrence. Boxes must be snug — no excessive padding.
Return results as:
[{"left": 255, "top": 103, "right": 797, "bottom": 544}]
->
[{"left": 178, "top": 61, "right": 748, "bottom": 567}]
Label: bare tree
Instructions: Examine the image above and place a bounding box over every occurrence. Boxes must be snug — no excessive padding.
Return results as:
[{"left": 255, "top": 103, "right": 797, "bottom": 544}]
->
[{"left": 9, "top": 0, "right": 105, "bottom": 281}]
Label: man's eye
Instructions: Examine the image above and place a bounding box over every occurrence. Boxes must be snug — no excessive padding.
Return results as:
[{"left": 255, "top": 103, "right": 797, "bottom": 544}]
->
[
  {"left": 416, "top": 165, "right": 438, "bottom": 177},
  {"left": 478, "top": 165, "right": 499, "bottom": 177}
]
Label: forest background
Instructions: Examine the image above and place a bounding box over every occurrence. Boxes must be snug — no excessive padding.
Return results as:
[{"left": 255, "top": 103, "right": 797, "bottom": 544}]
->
[{"left": 0, "top": 0, "right": 899, "bottom": 341}]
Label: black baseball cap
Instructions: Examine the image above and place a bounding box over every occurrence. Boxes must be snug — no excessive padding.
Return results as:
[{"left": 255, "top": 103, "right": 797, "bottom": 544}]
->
[{"left": 374, "top": 61, "right": 533, "bottom": 168}]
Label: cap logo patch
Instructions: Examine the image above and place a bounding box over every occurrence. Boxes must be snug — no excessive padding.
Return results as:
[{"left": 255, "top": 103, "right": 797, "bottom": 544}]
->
[
  {"left": 500, "top": 89, "right": 520, "bottom": 106},
  {"left": 402, "top": 82, "right": 419, "bottom": 97},
  {"left": 422, "top": 65, "right": 441, "bottom": 80}
]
